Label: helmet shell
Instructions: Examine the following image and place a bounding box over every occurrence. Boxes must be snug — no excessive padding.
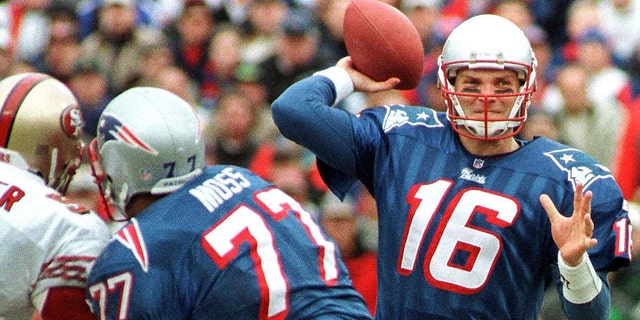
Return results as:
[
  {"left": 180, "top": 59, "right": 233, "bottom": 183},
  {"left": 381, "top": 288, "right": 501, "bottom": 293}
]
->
[
  {"left": 440, "top": 14, "right": 536, "bottom": 82},
  {"left": 0, "top": 73, "right": 83, "bottom": 193},
  {"left": 96, "top": 87, "right": 205, "bottom": 213}
]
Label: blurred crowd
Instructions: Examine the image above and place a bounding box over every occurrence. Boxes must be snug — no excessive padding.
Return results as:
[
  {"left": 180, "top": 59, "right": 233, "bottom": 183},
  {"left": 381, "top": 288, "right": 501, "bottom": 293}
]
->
[{"left": 4, "top": 0, "right": 640, "bottom": 318}]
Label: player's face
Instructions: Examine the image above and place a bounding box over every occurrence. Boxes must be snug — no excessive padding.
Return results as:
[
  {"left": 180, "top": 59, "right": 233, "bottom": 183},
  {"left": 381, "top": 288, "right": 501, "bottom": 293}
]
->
[{"left": 453, "top": 68, "right": 520, "bottom": 121}]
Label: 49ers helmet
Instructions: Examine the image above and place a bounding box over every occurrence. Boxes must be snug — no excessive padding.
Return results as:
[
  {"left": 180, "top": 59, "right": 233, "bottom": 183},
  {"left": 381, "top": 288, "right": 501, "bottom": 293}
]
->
[
  {"left": 89, "top": 87, "right": 205, "bottom": 220},
  {"left": 438, "top": 14, "right": 537, "bottom": 140},
  {"left": 0, "top": 73, "right": 84, "bottom": 194}
]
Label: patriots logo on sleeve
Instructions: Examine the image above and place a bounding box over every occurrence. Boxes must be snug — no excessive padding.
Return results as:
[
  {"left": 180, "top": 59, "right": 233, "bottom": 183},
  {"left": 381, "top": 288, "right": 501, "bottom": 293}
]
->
[
  {"left": 98, "top": 114, "right": 158, "bottom": 155},
  {"left": 115, "top": 218, "right": 150, "bottom": 272},
  {"left": 382, "top": 106, "right": 444, "bottom": 132},
  {"left": 543, "top": 148, "right": 613, "bottom": 191}
]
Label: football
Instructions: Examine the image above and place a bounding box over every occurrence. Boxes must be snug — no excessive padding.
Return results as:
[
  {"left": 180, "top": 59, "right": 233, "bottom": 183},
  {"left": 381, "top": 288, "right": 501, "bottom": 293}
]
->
[{"left": 343, "top": 0, "right": 424, "bottom": 90}]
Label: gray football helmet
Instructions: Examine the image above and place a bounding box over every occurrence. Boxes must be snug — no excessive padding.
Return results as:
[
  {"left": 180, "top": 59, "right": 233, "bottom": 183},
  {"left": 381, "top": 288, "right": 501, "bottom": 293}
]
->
[
  {"left": 438, "top": 14, "right": 537, "bottom": 140},
  {"left": 89, "top": 87, "right": 205, "bottom": 220},
  {"left": 0, "top": 73, "right": 84, "bottom": 194}
]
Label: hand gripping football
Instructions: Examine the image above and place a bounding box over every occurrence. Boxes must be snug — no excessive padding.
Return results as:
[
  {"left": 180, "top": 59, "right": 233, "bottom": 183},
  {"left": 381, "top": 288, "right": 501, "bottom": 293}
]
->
[{"left": 343, "top": 0, "right": 424, "bottom": 90}]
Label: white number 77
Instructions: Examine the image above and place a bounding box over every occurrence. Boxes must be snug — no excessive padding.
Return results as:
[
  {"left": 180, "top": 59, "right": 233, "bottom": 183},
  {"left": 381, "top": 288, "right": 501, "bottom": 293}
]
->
[{"left": 203, "top": 188, "right": 337, "bottom": 319}]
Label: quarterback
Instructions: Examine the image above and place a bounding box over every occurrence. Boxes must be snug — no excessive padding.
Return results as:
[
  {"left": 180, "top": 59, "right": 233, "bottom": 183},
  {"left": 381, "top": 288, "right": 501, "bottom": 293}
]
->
[{"left": 272, "top": 14, "right": 631, "bottom": 319}]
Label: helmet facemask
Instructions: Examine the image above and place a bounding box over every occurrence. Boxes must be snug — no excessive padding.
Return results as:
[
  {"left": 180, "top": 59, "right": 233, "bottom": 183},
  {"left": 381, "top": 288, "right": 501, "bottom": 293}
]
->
[
  {"left": 52, "top": 140, "right": 85, "bottom": 194},
  {"left": 88, "top": 138, "right": 128, "bottom": 222},
  {"left": 439, "top": 59, "right": 536, "bottom": 140}
]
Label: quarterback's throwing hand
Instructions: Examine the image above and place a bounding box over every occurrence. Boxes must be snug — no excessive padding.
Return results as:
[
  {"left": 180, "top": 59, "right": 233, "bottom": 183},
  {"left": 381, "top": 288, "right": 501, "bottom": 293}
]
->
[{"left": 337, "top": 57, "right": 400, "bottom": 93}]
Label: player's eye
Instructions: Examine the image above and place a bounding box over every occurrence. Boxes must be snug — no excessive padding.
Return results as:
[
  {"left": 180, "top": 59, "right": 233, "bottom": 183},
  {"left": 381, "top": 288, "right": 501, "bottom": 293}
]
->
[
  {"left": 495, "top": 88, "right": 515, "bottom": 94},
  {"left": 461, "top": 87, "right": 480, "bottom": 93}
]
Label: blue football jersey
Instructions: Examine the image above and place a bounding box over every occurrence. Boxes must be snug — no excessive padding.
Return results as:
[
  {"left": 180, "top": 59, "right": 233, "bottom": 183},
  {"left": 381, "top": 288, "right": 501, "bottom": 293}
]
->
[
  {"left": 86, "top": 165, "right": 372, "bottom": 320},
  {"left": 272, "top": 75, "right": 631, "bottom": 320}
]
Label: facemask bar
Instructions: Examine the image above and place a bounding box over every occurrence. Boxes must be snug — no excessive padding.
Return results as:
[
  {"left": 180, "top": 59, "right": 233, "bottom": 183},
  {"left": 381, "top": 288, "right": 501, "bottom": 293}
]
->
[{"left": 88, "top": 138, "right": 128, "bottom": 222}]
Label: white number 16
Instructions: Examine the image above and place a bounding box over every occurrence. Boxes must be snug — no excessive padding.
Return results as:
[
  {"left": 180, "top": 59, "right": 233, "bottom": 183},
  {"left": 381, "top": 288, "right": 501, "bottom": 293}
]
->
[{"left": 399, "top": 179, "right": 519, "bottom": 294}]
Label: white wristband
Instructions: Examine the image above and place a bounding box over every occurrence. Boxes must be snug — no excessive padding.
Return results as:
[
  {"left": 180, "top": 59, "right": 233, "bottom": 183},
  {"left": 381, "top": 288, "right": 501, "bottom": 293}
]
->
[
  {"left": 557, "top": 251, "right": 602, "bottom": 304},
  {"left": 313, "top": 67, "right": 354, "bottom": 106}
]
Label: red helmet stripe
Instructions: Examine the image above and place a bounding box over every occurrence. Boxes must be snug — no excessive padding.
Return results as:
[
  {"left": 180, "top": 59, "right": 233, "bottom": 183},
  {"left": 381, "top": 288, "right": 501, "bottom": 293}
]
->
[{"left": 0, "top": 74, "right": 50, "bottom": 147}]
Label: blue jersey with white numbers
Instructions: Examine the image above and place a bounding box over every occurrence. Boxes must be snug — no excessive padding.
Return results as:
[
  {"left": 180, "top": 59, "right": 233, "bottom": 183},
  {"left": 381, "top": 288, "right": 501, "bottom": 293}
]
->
[
  {"left": 86, "top": 165, "right": 372, "bottom": 320},
  {"left": 272, "top": 75, "right": 631, "bottom": 320}
]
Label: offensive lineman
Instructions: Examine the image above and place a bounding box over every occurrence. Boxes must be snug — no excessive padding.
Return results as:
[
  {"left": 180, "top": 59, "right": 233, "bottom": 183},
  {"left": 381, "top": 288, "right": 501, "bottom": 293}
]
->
[{"left": 85, "top": 87, "right": 371, "bottom": 319}]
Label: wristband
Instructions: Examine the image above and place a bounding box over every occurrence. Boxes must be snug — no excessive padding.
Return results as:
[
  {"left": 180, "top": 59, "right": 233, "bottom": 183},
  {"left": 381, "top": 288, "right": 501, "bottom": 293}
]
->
[
  {"left": 313, "top": 67, "right": 354, "bottom": 106},
  {"left": 557, "top": 251, "right": 602, "bottom": 304}
]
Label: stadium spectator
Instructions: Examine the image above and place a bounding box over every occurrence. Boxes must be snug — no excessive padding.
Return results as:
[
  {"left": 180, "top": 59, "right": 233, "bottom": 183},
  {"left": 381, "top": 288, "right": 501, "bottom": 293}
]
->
[
  {"left": 550, "top": 63, "right": 624, "bottom": 167},
  {"left": 79, "top": 0, "right": 167, "bottom": 96},
  {"left": 258, "top": 7, "right": 332, "bottom": 103},
  {"left": 165, "top": 0, "right": 215, "bottom": 90},
  {"left": 319, "top": 191, "right": 378, "bottom": 315}
]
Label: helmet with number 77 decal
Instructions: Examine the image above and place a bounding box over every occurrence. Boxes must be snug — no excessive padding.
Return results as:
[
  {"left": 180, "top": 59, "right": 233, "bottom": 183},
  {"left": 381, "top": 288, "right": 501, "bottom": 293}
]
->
[
  {"left": 89, "top": 87, "right": 205, "bottom": 220},
  {"left": 0, "top": 73, "right": 84, "bottom": 194}
]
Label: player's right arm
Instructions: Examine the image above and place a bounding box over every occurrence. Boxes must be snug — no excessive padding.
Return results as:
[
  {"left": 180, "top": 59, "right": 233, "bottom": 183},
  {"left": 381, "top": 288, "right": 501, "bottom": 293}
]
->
[
  {"left": 272, "top": 62, "right": 391, "bottom": 183},
  {"left": 272, "top": 66, "right": 356, "bottom": 173}
]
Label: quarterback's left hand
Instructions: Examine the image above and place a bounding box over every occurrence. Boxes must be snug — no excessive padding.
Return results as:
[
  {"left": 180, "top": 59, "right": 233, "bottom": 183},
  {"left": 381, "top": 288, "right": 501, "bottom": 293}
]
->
[{"left": 540, "top": 182, "right": 598, "bottom": 267}]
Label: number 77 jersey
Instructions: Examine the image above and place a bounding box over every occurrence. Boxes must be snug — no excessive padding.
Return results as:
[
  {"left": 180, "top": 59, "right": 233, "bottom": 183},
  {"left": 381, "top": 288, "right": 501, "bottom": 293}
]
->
[{"left": 86, "top": 165, "right": 372, "bottom": 320}]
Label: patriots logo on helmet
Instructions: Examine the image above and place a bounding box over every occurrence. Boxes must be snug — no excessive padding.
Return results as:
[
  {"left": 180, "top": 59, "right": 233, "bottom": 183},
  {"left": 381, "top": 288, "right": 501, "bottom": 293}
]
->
[{"left": 98, "top": 114, "right": 158, "bottom": 155}]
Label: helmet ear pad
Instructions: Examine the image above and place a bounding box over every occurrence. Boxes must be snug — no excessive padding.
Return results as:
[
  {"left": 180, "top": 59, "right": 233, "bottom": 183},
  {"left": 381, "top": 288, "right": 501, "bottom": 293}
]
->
[
  {"left": 95, "top": 87, "right": 205, "bottom": 214},
  {"left": 437, "top": 14, "right": 537, "bottom": 140},
  {"left": 0, "top": 72, "right": 84, "bottom": 193}
]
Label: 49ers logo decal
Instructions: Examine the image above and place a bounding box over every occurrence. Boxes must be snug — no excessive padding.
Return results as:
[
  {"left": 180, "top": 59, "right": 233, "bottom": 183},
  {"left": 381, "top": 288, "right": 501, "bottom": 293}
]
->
[{"left": 61, "top": 104, "right": 83, "bottom": 139}]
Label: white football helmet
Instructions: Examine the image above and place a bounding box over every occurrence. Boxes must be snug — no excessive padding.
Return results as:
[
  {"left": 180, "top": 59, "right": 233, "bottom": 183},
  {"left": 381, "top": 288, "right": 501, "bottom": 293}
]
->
[
  {"left": 0, "top": 73, "right": 84, "bottom": 194},
  {"left": 89, "top": 87, "right": 205, "bottom": 220},
  {"left": 438, "top": 14, "right": 537, "bottom": 140}
]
